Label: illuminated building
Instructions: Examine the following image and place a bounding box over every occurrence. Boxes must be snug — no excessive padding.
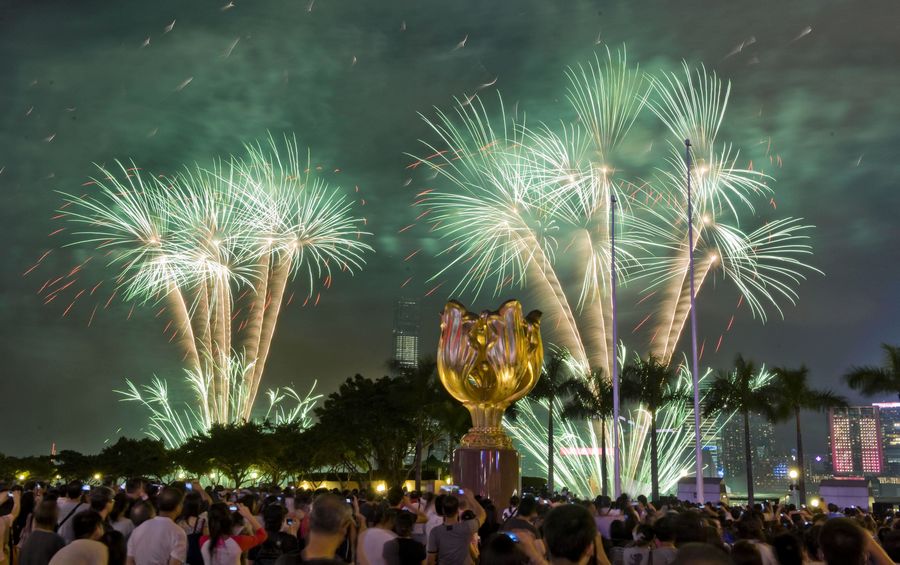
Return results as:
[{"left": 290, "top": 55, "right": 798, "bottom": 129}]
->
[
  {"left": 719, "top": 413, "right": 781, "bottom": 491},
  {"left": 829, "top": 406, "right": 884, "bottom": 476},
  {"left": 873, "top": 402, "right": 900, "bottom": 476},
  {"left": 392, "top": 298, "right": 420, "bottom": 368}
]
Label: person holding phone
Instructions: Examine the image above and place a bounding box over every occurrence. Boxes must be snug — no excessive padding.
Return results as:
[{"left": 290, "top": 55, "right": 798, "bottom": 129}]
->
[
  {"left": 0, "top": 489, "right": 22, "bottom": 565},
  {"left": 199, "top": 503, "right": 266, "bottom": 565},
  {"left": 426, "top": 488, "right": 485, "bottom": 565}
]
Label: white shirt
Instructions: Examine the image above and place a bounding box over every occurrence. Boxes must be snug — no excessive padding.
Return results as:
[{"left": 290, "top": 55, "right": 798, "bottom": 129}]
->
[
  {"left": 200, "top": 538, "right": 243, "bottom": 565},
  {"left": 358, "top": 527, "right": 397, "bottom": 565},
  {"left": 57, "top": 498, "right": 88, "bottom": 544},
  {"left": 49, "top": 539, "right": 108, "bottom": 565},
  {"left": 126, "top": 516, "right": 188, "bottom": 565}
]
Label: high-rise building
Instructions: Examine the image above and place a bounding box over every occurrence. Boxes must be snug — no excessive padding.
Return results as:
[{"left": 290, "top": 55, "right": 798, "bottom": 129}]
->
[
  {"left": 718, "top": 413, "right": 782, "bottom": 491},
  {"left": 392, "top": 298, "right": 420, "bottom": 369},
  {"left": 873, "top": 402, "right": 900, "bottom": 476},
  {"left": 829, "top": 406, "right": 884, "bottom": 476}
]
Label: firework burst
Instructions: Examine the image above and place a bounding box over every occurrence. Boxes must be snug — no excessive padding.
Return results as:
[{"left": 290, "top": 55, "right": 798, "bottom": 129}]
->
[{"left": 412, "top": 47, "right": 818, "bottom": 495}]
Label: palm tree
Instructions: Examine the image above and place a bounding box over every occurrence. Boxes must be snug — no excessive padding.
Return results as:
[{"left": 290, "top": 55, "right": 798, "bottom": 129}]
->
[
  {"left": 844, "top": 344, "right": 900, "bottom": 400},
  {"left": 527, "top": 347, "right": 573, "bottom": 494},
  {"left": 621, "top": 355, "right": 685, "bottom": 501},
  {"left": 561, "top": 369, "right": 613, "bottom": 496},
  {"left": 770, "top": 365, "right": 848, "bottom": 505},
  {"left": 702, "top": 355, "right": 773, "bottom": 506}
]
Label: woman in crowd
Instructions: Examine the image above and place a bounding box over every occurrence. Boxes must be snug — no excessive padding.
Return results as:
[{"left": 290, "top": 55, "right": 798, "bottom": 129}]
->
[{"left": 199, "top": 503, "right": 267, "bottom": 565}]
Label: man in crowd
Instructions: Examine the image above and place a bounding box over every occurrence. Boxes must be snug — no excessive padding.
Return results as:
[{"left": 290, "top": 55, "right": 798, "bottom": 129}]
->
[
  {"left": 49, "top": 511, "right": 108, "bottom": 565},
  {"left": 19, "top": 500, "right": 66, "bottom": 565},
  {"left": 819, "top": 517, "right": 893, "bottom": 565},
  {"left": 0, "top": 489, "right": 22, "bottom": 565},
  {"left": 542, "top": 504, "right": 610, "bottom": 565},
  {"left": 275, "top": 494, "right": 352, "bottom": 565},
  {"left": 57, "top": 482, "right": 88, "bottom": 544},
  {"left": 126, "top": 488, "right": 186, "bottom": 565},
  {"left": 426, "top": 488, "right": 485, "bottom": 565}
]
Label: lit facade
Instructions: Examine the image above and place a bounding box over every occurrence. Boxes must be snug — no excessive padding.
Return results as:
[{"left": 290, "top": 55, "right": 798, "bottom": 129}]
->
[
  {"left": 392, "top": 298, "right": 420, "bottom": 368},
  {"left": 718, "top": 413, "right": 782, "bottom": 491},
  {"left": 874, "top": 403, "right": 900, "bottom": 477},
  {"left": 829, "top": 406, "right": 884, "bottom": 476}
]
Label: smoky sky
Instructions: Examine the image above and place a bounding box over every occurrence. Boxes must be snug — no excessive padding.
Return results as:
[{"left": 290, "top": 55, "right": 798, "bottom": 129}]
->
[{"left": 1, "top": 0, "right": 899, "bottom": 459}]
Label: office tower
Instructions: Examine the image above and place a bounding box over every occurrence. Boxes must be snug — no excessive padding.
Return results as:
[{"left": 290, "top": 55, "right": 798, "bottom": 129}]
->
[
  {"left": 392, "top": 298, "right": 420, "bottom": 369},
  {"left": 829, "top": 406, "right": 884, "bottom": 476},
  {"left": 873, "top": 402, "right": 900, "bottom": 476},
  {"left": 718, "top": 413, "right": 780, "bottom": 490}
]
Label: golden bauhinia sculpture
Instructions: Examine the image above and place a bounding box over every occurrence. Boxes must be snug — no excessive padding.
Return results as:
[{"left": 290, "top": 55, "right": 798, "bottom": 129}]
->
[{"left": 437, "top": 299, "right": 543, "bottom": 449}]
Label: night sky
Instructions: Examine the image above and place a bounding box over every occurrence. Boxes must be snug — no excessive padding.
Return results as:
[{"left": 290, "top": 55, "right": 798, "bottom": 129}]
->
[{"left": 2, "top": 0, "right": 899, "bottom": 458}]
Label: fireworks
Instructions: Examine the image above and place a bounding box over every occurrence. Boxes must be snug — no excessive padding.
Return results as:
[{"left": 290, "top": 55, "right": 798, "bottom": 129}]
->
[
  {"left": 57, "top": 134, "right": 371, "bottom": 444},
  {"left": 412, "top": 47, "right": 818, "bottom": 495}
]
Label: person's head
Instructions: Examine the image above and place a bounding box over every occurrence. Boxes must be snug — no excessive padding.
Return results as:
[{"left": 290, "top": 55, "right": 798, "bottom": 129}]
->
[
  {"left": 479, "top": 533, "right": 530, "bottom": 565},
  {"left": 804, "top": 524, "right": 823, "bottom": 561},
  {"left": 543, "top": 504, "right": 597, "bottom": 564},
  {"left": 654, "top": 515, "right": 676, "bottom": 545},
  {"left": 673, "top": 511, "right": 707, "bottom": 546},
  {"left": 819, "top": 518, "right": 867, "bottom": 565},
  {"left": 157, "top": 487, "right": 184, "bottom": 516},
  {"left": 671, "top": 543, "right": 732, "bottom": 565},
  {"left": 394, "top": 510, "right": 416, "bottom": 538},
  {"left": 72, "top": 510, "right": 104, "bottom": 541},
  {"left": 517, "top": 496, "right": 538, "bottom": 519},
  {"left": 881, "top": 529, "right": 900, "bottom": 562},
  {"left": 33, "top": 499, "right": 59, "bottom": 530},
  {"left": 130, "top": 500, "right": 156, "bottom": 527},
  {"left": 179, "top": 491, "right": 203, "bottom": 521},
  {"left": 442, "top": 495, "right": 460, "bottom": 519},
  {"left": 207, "top": 503, "right": 234, "bottom": 557},
  {"left": 731, "top": 540, "right": 764, "bottom": 565},
  {"left": 595, "top": 495, "right": 611, "bottom": 511},
  {"left": 827, "top": 503, "right": 839, "bottom": 513},
  {"left": 508, "top": 495, "right": 520, "bottom": 508},
  {"left": 110, "top": 492, "right": 129, "bottom": 522},
  {"left": 309, "top": 493, "right": 352, "bottom": 538},
  {"left": 263, "top": 503, "right": 287, "bottom": 532},
  {"left": 772, "top": 531, "right": 805, "bottom": 565},
  {"left": 387, "top": 487, "right": 405, "bottom": 507},
  {"left": 66, "top": 481, "right": 84, "bottom": 500},
  {"left": 89, "top": 487, "right": 115, "bottom": 516},
  {"left": 125, "top": 478, "right": 146, "bottom": 499}
]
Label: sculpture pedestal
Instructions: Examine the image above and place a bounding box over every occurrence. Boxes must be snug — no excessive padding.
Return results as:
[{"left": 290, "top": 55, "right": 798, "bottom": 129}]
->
[{"left": 452, "top": 447, "right": 520, "bottom": 504}]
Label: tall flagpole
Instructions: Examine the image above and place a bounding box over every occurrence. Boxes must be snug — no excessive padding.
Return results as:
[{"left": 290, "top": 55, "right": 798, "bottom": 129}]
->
[
  {"left": 610, "top": 191, "right": 621, "bottom": 499},
  {"left": 686, "top": 138, "right": 704, "bottom": 503}
]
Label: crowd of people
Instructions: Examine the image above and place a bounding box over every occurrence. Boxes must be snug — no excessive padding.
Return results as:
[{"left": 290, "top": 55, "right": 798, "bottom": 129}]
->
[{"left": 2, "top": 477, "right": 900, "bottom": 565}]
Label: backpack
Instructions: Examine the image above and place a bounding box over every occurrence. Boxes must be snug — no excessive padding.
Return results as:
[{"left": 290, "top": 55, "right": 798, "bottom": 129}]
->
[
  {"left": 253, "top": 534, "right": 287, "bottom": 565},
  {"left": 184, "top": 518, "right": 205, "bottom": 565}
]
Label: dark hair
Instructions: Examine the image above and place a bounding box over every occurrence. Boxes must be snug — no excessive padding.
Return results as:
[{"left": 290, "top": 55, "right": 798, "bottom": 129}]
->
[
  {"left": 731, "top": 540, "right": 763, "bottom": 565},
  {"left": 654, "top": 515, "right": 675, "bottom": 542},
  {"left": 89, "top": 487, "right": 114, "bottom": 513},
  {"left": 309, "top": 494, "right": 351, "bottom": 535},
  {"left": 442, "top": 495, "right": 460, "bottom": 518},
  {"left": 772, "top": 531, "right": 804, "bottom": 565},
  {"left": 263, "top": 504, "right": 286, "bottom": 532},
  {"left": 207, "top": 503, "right": 234, "bottom": 558},
  {"left": 178, "top": 492, "right": 203, "bottom": 522},
  {"left": 72, "top": 510, "right": 103, "bottom": 540},
  {"left": 819, "top": 518, "right": 867, "bottom": 565},
  {"left": 673, "top": 511, "right": 707, "bottom": 546},
  {"left": 479, "top": 533, "right": 529, "bottom": 565},
  {"left": 34, "top": 500, "right": 59, "bottom": 529},
  {"left": 672, "top": 543, "right": 732, "bottom": 565},
  {"left": 130, "top": 500, "right": 156, "bottom": 527},
  {"left": 66, "top": 481, "right": 84, "bottom": 500},
  {"left": 125, "top": 478, "right": 145, "bottom": 495},
  {"left": 157, "top": 487, "right": 184, "bottom": 513},
  {"left": 110, "top": 493, "right": 129, "bottom": 522},
  {"left": 804, "top": 523, "right": 823, "bottom": 559},
  {"left": 542, "top": 504, "right": 596, "bottom": 562},
  {"left": 394, "top": 510, "right": 416, "bottom": 538},
  {"left": 516, "top": 496, "right": 538, "bottom": 518},
  {"left": 508, "top": 495, "right": 520, "bottom": 507},
  {"left": 387, "top": 487, "right": 404, "bottom": 506},
  {"left": 882, "top": 530, "right": 900, "bottom": 562}
]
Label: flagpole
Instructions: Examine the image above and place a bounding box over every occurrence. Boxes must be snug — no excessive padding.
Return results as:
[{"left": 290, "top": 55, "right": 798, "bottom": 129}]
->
[
  {"left": 686, "top": 138, "right": 704, "bottom": 504},
  {"left": 610, "top": 191, "right": 621, "bottom": 499}
]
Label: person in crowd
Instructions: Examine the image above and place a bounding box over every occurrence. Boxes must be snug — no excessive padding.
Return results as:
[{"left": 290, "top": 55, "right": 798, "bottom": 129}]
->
[
  {"left": 247, "top": 503, "right": 300, "bottom": 565},
  {"left": 818, "top": 517, "right": 893, "bottom": 565},
  {"left": 771, "top": 531, "right": 804, "bottom": 565},
  {"left": 500, "top": 497, "right": 519, "bottom": 523},
  {"left": 49, "top": 510, "right": 108, "bottom": 565},
  {"left": 426, "top": 489, "right": 486, "bottom": 565},
  {"left": 176, "top": 492, "right": 208, "bottom": 565},
  {"left": 1, "top": 488, "right": 22, "bottom": 565},
  {"left": 91, "top": 487, "right": 127, "bottom": 565},
  {"left": 58, "top": 482, "right": 89, "bottom": 544},
  {"left": 126, "top": 487, "right": 187, "bottom": 565},
  {"left": 390, "top": 510, "right": 426, "bottom": 565},
  {"left": 274, "top": 494, "right": 352, "bottom": 565},
  {"left": 358, "top": 503, "right": 397, "bottom": 565},
  {"left": 477, "top": 533, "right": 529, "bottom": 565},
  {"left": 669, "top": 543, "right": 731, "bottom": 565},
  {"left": 18, "top": 499, "right": 64, "bottom": 565},
  {"left": 199, "top": 502, "right": 266, "bottom": 565},
  {"left": 593, "top": 496, "right": 621, "bottom": 541},
  {"left": 542, "top": 504, "right": 610, "bottom": 565},
  {"left": 499, "top": 496, "right": 540, "bottom": 541},
  {"left": 129, "top": 501, "right": 156, "bottom": 529},
  {"left": 110, "top": 493, "right": 136, "bottom": 541}
]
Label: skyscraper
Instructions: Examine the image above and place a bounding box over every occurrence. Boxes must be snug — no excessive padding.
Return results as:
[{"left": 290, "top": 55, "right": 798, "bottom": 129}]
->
[
  {"left": 873, "top": 402, "right": 900, "bottom": 476},
  {"left": 829, "top": 406, "right": 884, "bottom": 476},
  {"left": 718, "top": 413, "right": 781, "bottom": 491},
  {"left": 392, "top": 298, "right": 420, "bottom": 369}
]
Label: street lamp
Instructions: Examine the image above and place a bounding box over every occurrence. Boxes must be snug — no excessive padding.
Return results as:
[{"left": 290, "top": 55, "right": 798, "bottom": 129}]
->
[{"left": 788, "top": 469, "right": 799, "bottom": 480}]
